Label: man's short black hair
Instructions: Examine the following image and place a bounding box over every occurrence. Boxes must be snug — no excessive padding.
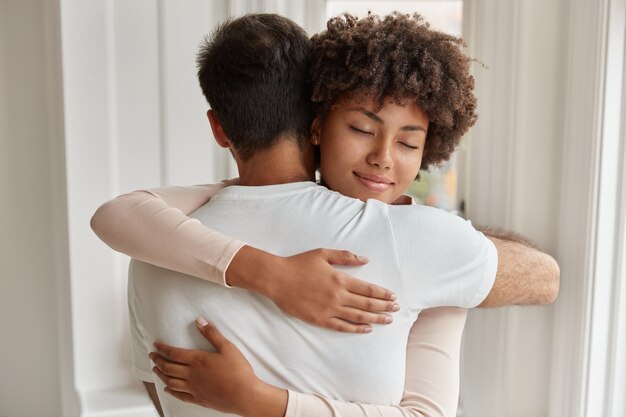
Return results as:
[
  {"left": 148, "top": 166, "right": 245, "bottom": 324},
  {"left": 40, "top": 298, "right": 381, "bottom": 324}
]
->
[{"left": 197, "top": 14, "right": 313, "bottom": 160}]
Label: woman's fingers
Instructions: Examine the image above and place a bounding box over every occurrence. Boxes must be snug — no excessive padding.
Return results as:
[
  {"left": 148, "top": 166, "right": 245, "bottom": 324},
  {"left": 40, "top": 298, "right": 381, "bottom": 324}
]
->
[
  {"left": 338, "top": 306, "right": 394, "bottom": 326},
  {"left": 153, "top": 341, "right": 193, "bottom": 364},
  {"left": 326, "top": 317, "right": 373, "bottom": 333},
  {"left": 322, "top": 249, "right": 369, "bottom": 266},
  {"left": 195, "top": 318, "right": 231, "bottom": 351},
  {"left": 164, "top": 387, "right": 196, "bottom": 403},
  {"left": 149, "top": 352, "right": 189, "bottom": 379},
  {"left": 343, "top": 275, "right": 397, "bottom": 302},
  {"left": 326, "top": 307, "right": 394, "bottom": 333},
  {"left": 344, "top": 292, "right": 400, "bottom": 314},
  {"left": 152, "top": 366, "right": 192, "bottom": 394}
]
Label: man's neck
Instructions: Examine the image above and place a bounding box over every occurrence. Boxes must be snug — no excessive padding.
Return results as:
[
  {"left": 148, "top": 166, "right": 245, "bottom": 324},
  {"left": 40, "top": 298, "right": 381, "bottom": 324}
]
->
[{"left": 236, "top": 139, "right": 315, "bottom": 186}]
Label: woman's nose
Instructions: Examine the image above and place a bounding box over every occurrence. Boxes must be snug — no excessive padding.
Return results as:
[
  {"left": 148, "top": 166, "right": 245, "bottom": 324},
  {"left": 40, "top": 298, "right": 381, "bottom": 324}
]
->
[{"left": 366, "top": 140, "right": 393, "bottom": 169}]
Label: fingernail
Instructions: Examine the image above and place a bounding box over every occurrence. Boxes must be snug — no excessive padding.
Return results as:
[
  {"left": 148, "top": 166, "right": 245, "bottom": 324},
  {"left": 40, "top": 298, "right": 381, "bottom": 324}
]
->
[
  {"left": 390, "top": 294, "right": 397, "bottom": 301},
  {"left": 363, "top": 326, "right": 373, "bottom": 333},
  {"left": 392, "top": 303, "right": 400, "bottom": 312},
  {"left": 384, "top": 316, "right": 393, "bottom": 323},
  {"left": 196, "top": 317, "right": 209, "bottom": 327},
  {"left": 357, "top": 255, "right": 369, "bottom": 262}
]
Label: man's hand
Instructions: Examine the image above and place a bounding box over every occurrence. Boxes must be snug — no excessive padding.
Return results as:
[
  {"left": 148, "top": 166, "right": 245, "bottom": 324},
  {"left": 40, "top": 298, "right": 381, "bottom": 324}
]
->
[
  {"left": 226, "top": 246, "right": 399, "bottom": 333},
  {"left": 151, "top": 318, "right": 287, "bottom": 417}
]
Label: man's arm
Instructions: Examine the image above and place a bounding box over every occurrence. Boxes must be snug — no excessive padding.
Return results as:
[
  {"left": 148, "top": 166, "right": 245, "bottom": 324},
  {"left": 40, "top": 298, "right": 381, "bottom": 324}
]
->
[{"left": 479, "top": 228, "right": 560, "bottom": 307}]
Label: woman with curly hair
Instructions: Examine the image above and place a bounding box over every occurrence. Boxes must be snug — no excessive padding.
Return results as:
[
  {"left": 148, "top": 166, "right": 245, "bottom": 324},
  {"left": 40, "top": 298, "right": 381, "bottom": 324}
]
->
[
  {"left": 91, "top": 12, "right": 525, "bottom": 417},
  {"left": 310, "top": 12, "right": 476, "bottom": 175}
]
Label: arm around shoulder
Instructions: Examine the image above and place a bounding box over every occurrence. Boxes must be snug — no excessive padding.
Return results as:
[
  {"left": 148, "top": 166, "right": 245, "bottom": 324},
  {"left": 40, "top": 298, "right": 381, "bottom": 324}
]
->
[
  {"left": 92, "top": 185, "right": 399, "bottom": 332},
  {"left": 90, "top": 183, "right": 245, "bottom": 286}
]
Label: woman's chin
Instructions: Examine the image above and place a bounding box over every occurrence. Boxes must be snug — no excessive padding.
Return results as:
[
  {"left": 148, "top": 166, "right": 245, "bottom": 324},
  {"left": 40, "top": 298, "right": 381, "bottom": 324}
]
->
[
  {"left": 352, "top": 191, "right": 398, "bottom": 204},
  {"left": 331, "top": 183, "right": 398, "bottom": 204}
]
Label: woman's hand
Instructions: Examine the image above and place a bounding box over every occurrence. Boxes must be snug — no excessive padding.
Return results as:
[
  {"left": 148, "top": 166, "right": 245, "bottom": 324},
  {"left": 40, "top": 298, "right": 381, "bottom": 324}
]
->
[
  {"left": 151, "top": 318, "right": 288, "bottom": 417},
  {"left": 226, "top": 246, "right": 399, "bottom": 333}
]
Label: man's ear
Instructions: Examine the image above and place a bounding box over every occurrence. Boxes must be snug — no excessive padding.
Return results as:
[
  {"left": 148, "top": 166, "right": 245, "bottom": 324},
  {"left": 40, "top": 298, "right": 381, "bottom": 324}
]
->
[
  {"left": 207, "top": 110, "right": 231, "bottom": 148},
  {"left": 310, "top": 115, "right": 322, "bottom": 146}
]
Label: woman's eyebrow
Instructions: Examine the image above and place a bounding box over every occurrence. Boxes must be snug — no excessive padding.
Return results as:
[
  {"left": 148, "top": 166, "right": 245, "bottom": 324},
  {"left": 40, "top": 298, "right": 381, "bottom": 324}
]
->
[
  {"left": 350, "top": 107, "right": 427, "bottom": 132},
  {"left": 351, "top": 107, "right": 384, "bottom": 123},
  {"left": 400, "top": 125, "right": 427, "bottom": 133}
]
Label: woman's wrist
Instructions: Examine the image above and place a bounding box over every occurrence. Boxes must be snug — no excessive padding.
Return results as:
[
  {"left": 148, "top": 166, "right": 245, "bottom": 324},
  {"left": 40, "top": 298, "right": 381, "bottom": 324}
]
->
[
  {"left": 224, "top": 245, "right": 279, "bottom": 296},
  {"left": 241, "top": 380, "right": 288, "bottom": 417}
]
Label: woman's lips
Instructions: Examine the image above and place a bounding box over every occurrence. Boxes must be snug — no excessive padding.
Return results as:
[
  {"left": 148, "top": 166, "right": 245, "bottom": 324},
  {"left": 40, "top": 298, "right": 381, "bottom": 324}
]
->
[{"left": 354, "top": 172, "right": 393, "bottom": 192}]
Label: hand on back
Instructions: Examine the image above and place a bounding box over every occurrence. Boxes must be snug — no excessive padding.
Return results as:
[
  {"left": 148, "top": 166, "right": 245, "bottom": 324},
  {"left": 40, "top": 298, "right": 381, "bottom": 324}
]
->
[
  {"left": 151, "top": 318, "right": 286, "bottom": 417},
  {"left": 226, "top": 246, "right": 399, "bottom": 333}
]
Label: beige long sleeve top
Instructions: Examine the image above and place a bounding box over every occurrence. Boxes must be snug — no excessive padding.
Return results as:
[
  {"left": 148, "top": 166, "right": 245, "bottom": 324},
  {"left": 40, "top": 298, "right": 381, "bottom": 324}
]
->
[
  {"left": 91, "top": 181, "right": 244, "bottom": 287},
  {"left": 91, "top": 183, "right": 467, "bottom": 417}
]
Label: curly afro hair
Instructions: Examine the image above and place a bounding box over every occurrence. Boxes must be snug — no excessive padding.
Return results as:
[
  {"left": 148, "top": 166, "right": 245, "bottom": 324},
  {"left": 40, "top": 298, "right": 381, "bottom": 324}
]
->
[{"left": 310, "top": 12, "right": 477, "bottom": 170}]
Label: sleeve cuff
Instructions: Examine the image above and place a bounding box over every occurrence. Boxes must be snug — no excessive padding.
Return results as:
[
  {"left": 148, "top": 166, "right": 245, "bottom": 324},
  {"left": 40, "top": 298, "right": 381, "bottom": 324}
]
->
[
  {"left": 219, "top": 241, "right": 247, "bottom": 288},
  {"left": 284, "top": 390, "right": 300, "bottom": 417}
]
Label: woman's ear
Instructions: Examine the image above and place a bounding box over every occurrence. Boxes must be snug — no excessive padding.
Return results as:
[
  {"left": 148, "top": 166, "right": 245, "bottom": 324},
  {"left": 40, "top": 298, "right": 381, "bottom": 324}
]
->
[
  {"left": 310, "top": 116, "right": 322, "bottom": 146},
  {"left": 207, "top": 110, "right": 231, "bottom": 148}
]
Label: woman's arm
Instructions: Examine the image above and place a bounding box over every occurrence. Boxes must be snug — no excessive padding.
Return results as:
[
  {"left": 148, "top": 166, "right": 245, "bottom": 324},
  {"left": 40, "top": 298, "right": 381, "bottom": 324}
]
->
[
  {"left": 91, "top": 183, "right": 398, "bottom": 332},
  {"left": 152, "top": 307, "right": 467, "bottom": 417},
  {"left": 91, "top": 182, "right": 241, "bottom": 286},
  {"left": 285, "top": 307, "right": 466, "bottom": 417}
]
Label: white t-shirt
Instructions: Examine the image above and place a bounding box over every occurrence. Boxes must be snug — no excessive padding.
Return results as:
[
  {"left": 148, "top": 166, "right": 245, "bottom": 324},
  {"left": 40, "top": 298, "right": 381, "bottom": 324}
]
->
[{"left": 129, "top": 182, "right": 497, "bottom": 417}]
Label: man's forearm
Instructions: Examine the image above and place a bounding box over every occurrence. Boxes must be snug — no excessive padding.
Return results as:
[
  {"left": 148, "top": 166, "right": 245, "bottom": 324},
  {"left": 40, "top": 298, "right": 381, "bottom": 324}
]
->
[{"left": 479, "top": 230, "right": 560, "bottom": 307}]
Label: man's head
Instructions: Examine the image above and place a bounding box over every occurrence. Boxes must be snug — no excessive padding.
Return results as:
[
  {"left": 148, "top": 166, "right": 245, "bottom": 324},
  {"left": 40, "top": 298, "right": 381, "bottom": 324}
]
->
[
  {"left": 310, "top": 13, "right": 477, "bottom": 171},
  {"left": 197, "top": 14, "right": 313, "bottom": 160}
]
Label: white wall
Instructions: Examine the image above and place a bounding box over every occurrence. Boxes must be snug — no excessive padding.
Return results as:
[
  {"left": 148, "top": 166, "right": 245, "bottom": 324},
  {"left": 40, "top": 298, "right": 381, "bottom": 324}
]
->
[{"left": 0, "top": 1, "right": 70, "bottom": 416}]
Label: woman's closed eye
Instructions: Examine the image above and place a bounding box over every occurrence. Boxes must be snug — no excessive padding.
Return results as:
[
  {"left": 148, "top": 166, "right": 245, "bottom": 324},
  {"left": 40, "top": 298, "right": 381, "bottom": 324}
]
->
[
  {"left": 349, "top": 125, "right": 374, "bottom": 136},
  {"left": 399, "top": 141, "right": 419, "bottom": 150}
]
